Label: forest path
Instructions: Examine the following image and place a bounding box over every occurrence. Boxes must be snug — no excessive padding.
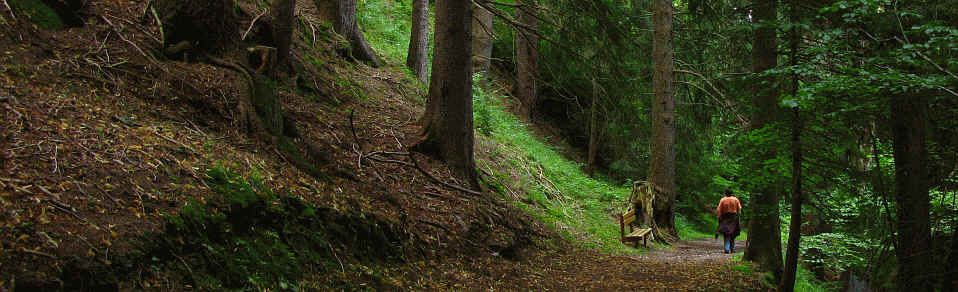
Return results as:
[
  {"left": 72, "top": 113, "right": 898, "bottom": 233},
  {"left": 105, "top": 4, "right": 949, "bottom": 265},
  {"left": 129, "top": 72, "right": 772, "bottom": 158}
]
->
[
  {"left": 633, "top": 237, "right": 748, "bottom": 263},
  {"left": 510, "top": 237, "right": 771, "bottom": 291}
]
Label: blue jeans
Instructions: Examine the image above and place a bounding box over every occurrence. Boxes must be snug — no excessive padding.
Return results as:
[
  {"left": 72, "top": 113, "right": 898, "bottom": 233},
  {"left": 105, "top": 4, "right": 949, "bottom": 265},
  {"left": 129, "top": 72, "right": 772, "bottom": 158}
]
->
[{"left": 723, "top": 233, "right": 736, "bottom": 252}]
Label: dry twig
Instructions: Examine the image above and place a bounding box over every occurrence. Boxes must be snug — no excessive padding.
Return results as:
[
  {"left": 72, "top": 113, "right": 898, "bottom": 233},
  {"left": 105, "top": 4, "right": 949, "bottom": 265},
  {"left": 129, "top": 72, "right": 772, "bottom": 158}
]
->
[
  {"left": 409, "top": 153, "right": 481, "bottom": 196},
  {"left": 18, "top": 248, "right": 56, "bottom": 259},
  {"left": 242, "top": 8, "right": 269, "bottom": 41},
  {"left": 154, "top": 129, "right": 198, "bottom": 154},
  {"left": 2, "top": 0, "right": 15, "bottom": 20}
]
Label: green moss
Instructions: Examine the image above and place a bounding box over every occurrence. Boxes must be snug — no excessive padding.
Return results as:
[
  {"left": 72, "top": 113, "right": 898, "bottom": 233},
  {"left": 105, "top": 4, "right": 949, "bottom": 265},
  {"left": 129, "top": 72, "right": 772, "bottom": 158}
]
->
[
  {"left": 139, "top": 166, "right": 400, "bottom": 290},
  {"left": 9, "top": 0, "right": 64, "bottom": 30},
  {"left": 251, "top": 75, "right": 284, "bottom": 136}
]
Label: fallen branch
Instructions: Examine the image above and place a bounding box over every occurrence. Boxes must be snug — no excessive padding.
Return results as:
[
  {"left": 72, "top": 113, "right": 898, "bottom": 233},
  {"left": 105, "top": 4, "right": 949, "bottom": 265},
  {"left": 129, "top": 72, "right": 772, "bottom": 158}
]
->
[
  {"left": 2, "top": 0, "right": 15, "bottom": 20},
  {"left": 100, "top": 15, "right": 164, "bottom": 71},
  {"left": 242, "top": 8, "right": 269, "bottom": 41},
  {"left": 3, "top": 103, "right": 22, "bottom": 120},
  {"left": 154, "top": 130, "right": 198, "bottom": 155},
  {"left": 18, "top": 248, "right": 55, "bottom": 259},
  {"left": 365, "top": 153, "right": 413, "bottom": 167},
  {"left": 328, "top": 242, "right": 346, "bottom": 276},
  {"left": 409, "top": 153, "right": 481, "bottom": 196},
  {"left": 150, "top": 5, "right": 164, "bottom": 44}
]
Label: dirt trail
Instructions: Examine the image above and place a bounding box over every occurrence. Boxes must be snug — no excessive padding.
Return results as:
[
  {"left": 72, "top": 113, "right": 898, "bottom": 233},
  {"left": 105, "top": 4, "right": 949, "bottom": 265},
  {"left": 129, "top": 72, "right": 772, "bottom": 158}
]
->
[
  {"left": 583, "top": 238, "right": 769, "bottom": 291},
  {"left": 437, "top": 237, "right": 772, "bottom": 291},
  {"left": 635, "top": 238, "right": 749, "bottom": 263}
]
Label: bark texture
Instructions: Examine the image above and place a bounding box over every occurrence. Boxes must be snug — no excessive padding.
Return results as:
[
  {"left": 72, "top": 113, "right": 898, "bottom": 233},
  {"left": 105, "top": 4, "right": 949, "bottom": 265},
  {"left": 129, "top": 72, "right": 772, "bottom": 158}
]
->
[
  {"left": 515, "top": 0, "right": 538, "bottom": 120},
  {"left": 406, "top": 0, "right": 430, "bottom": 83},
  {"left": 586, "top": 77, "right": 599, "bottom": 175},
  {"left": 471, "top": 1, "right": 494, "bottom": 75},
  {"left": 781, "top": 1, "right": 801, "bottom": 290},
  {"left": 648, "top": 0, "right": 676, "bottom": 239},
  {"left": 891, "top": 94, "right": 932, "bottom": 292},
  {"left": 743, "top": 0, "right": 783, "bottom": 282},
  {"left": 781, "top": 109, "right": 802, "bottom": 292},
  {"left": 273, "top": 0, "right": 296, "bottom": 70},
  {"left": 335, "top": 0, "right": 381, "bottom": 67},
  {"left": 944, "top": 228, "right": 958, "bottom": 292},
  {"left": 413, "top": 0, "right": 478, "bottom": 190}
]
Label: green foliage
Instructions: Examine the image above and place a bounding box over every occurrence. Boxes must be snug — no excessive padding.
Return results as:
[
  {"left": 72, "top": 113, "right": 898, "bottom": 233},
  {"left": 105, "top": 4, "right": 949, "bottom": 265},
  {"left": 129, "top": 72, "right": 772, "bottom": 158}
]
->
[
  {"left": 472, "top": 78, "right": 636, "bottom": 254},
  {"left": 799, "top": 233, "right": 877, "bottom": 276},
  {"left": 794, "top": 264, "right": 828, "bottom": 292},
  {"left": 8, "top": 0, "right": 64, "bottom": 29}
]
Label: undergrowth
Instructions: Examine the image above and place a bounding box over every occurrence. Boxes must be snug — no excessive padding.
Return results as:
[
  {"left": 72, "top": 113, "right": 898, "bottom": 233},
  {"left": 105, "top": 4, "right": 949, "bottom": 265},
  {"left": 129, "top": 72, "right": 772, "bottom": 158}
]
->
[
  {"left": 730, "top": 251, "right": 827, "bottom": 291},
  {"left": 137, "top": 166, "right": 403, "bottom": 291},
  {"left": 472, "top": 77, "right": 636, "bottom": 254},
  {"left": 8, "top": 0, "right": 64, "bottom": 29}
]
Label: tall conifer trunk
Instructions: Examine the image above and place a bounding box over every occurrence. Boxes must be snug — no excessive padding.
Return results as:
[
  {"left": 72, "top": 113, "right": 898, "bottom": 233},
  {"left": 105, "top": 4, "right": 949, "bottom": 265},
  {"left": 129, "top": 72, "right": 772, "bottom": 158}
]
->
[
  {"left": 648, "top": 0, "right": 676, "bottom": 238},
  {"left": 412, "top": 0, "right": 478, "bottom": 190},
  {"left": 335, "top": 0, "right": 381, "bottom": 67},
  {"left": 586, "top": 76, "right": 599, "bottom": 175},
  {"left": 471, "top": 1, "right": 494, "bottom": 78},
  {"left": 780, "top": 1, "right": 802, "bottom": 290},
  {"left": 274, "top": 0, "right": 296, "bottom": 70},
  {"left": 891, "top": 94, "right": 932, "bottom": 292},
  {"left": 515, "top": 0, "right": 538, "bottom": 120},
  {"left": 406, "top": 0, "right": 429, "bottom": 83},
  {"left": 743, "top": 0, "right": 783, "bottom": 282}
]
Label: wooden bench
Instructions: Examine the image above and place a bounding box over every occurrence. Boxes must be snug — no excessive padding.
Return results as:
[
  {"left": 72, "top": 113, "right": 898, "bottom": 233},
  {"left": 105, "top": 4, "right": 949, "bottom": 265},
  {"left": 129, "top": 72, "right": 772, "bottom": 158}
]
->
[{"left": 619, "top": 208, "right": 653, "bottom": 247}]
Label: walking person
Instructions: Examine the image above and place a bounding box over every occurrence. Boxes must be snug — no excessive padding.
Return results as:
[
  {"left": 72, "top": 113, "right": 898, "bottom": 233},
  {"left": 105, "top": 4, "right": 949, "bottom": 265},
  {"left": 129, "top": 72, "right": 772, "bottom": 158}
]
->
[{"left": 716, "top": 189, "right": 742, "bottom": 254}]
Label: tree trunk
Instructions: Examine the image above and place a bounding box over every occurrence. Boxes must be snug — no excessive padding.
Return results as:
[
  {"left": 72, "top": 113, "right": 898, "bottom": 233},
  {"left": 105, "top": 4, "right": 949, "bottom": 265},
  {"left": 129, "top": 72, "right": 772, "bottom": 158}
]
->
[
  {"left": 648, "top": 0, "right": 676, "bottom": 239},
  {"left": 781, "top": 1, "right": 802, "bottom": 291},
  {"left": 406, "top": 0, "right": 429, "bottom": 83},
  {"left": 743, "top": 0, "right": 783, "bottom": 282},
  {"left": 943, "top": 226, "right": 958, "bottom": 292},
  {"left": 335, "top": 0, "right": 381, "bottom": 67},
  {"left": 412, "top": 0, "right": 478, "bottom": 190},
  {"left": 471, "top": 1, "right": 494, "bottom": 77},
  {"left": 515, "top": 0, "right": 538, "bottom": 120},
  {"left": 586, "top": 76, "right": 599, "bottom": 176},
  {"left": 315, "top": 0, "right": 336, "bottom": 23},
  {"left": 781, "top": 112, "right": 803, "bottom": 291},
  {"left": 274, "top": 0, "right": 296, "bottom": 71},
  {"left": 891, "top": 94, "right": 932, "bottom": 292}
]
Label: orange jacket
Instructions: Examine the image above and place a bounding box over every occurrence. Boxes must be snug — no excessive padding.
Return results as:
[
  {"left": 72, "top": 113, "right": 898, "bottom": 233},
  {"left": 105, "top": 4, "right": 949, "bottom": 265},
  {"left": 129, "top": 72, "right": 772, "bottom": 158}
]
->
[{"left": 717, "top": 196, "right": 742, "bottom": 216}]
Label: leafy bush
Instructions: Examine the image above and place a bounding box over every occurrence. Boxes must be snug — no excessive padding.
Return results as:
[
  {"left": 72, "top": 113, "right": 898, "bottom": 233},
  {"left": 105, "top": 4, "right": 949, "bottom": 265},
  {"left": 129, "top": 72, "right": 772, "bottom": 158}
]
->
[{"left": 799, "top": 233, "right": 878, "bottom": 277}]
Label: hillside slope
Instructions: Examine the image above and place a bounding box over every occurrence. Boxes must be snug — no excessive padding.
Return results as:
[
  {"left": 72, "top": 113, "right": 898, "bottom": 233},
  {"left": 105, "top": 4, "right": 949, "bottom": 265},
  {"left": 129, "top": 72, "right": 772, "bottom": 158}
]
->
[{"left": 0, "top": 1, "right": 769, "bottom": 290}]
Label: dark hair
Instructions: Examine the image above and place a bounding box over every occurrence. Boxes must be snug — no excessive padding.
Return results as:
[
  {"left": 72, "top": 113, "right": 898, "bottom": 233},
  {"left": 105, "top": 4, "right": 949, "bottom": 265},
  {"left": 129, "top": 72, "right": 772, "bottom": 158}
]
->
[{"left": 724, "top": 189, "right": 733, "bottom": 196}]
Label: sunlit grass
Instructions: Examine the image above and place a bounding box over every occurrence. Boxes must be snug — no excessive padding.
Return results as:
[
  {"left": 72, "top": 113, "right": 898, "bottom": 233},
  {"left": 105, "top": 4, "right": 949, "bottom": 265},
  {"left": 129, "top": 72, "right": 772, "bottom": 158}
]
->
[
  {"left": 357, "top": 0, "right": 433, "bottom": 67},
  {"left": 472, "top": 80, "right": 639, "bottom": 254}
]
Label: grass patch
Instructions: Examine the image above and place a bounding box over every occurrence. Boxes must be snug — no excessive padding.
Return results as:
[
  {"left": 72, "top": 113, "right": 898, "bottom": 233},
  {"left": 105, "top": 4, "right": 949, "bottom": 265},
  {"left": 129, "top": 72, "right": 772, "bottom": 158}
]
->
[
  {"left": 730, "top": 253, "right": 775, "bottom": 289},
  {"left": 794, "top": 264, "right": 827, "bottom": 292},
  {"left": 357, "top": 0, "right": 434, "bottom": 71},
  {"left": 472, "top": 78, "right": 636, "bottom": 254},
  {"left": 357, "top": 0, "right": 411, "bottom": 64},
  {"left": 676, "top": 213, "right": 714, "bottom": 240}
]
